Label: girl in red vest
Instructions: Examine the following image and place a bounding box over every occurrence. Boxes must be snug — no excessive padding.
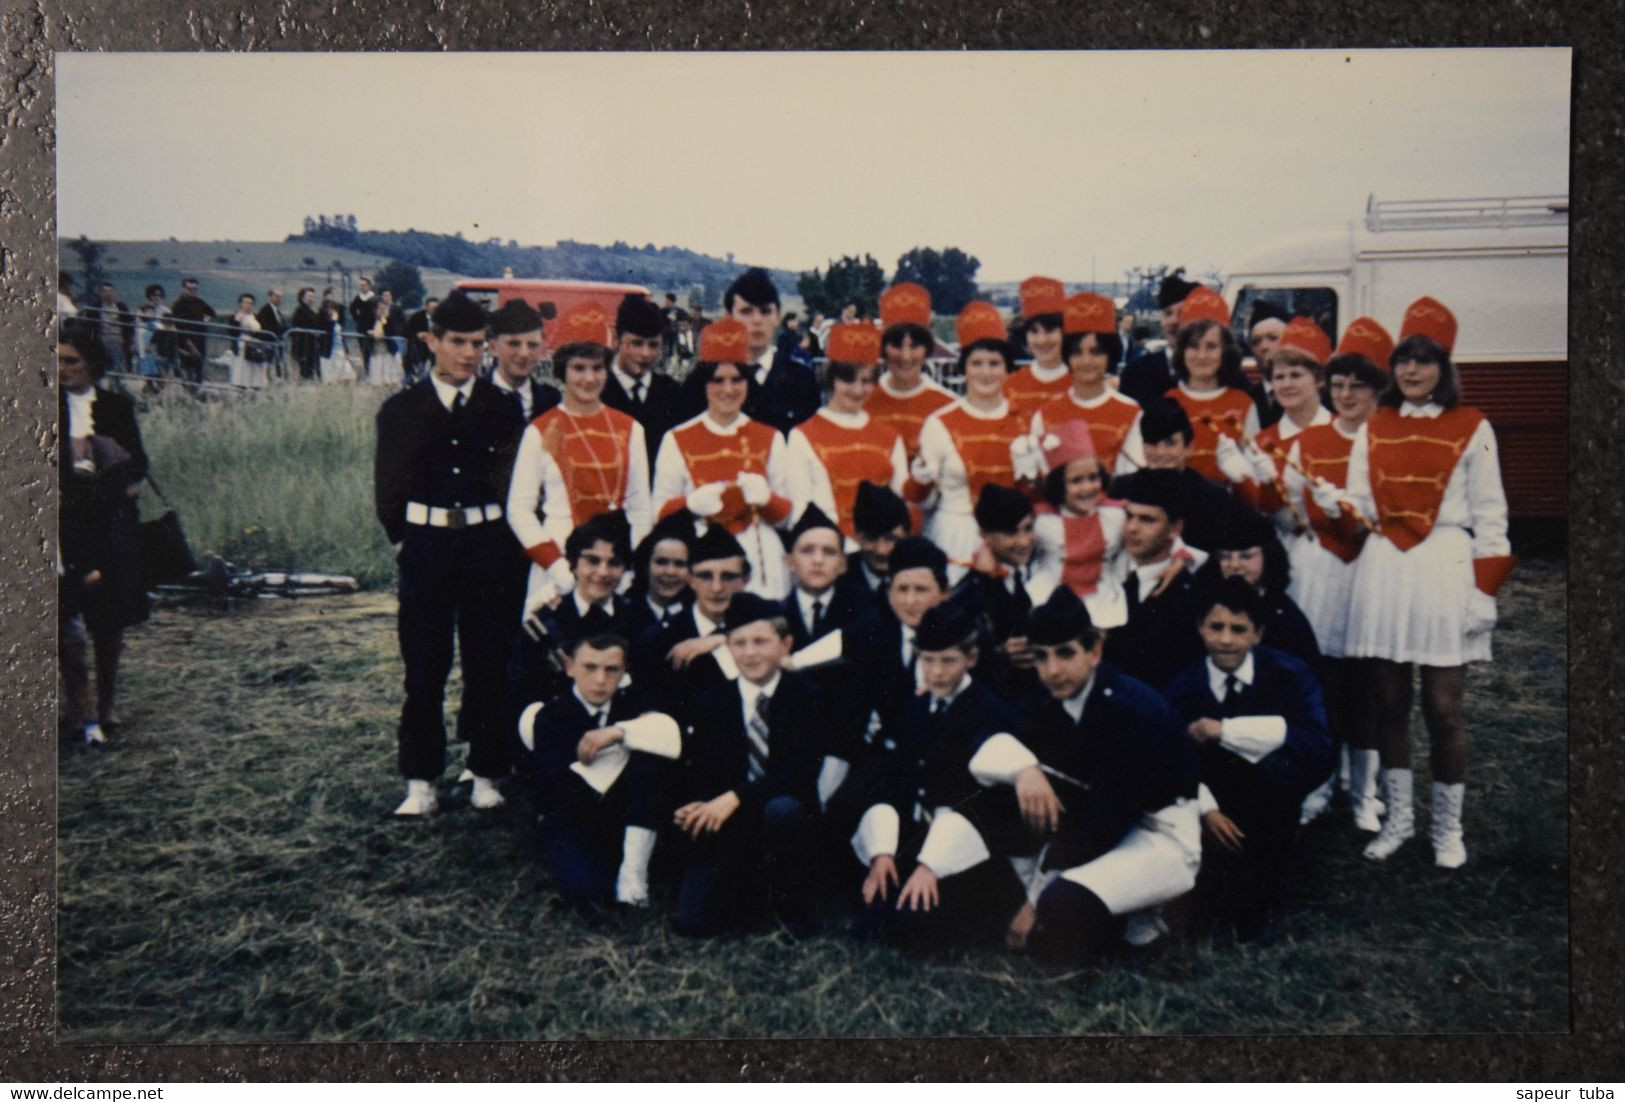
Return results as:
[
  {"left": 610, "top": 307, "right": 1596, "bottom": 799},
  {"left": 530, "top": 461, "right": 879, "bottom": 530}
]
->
[
  {"left": 652, "top": 318, "right": 794, "bottom": 599},
  {"left": 1338, "top": 297, "right": 1513, "bottom": 869},
  {"left": 1030, "top": 291, "right": 1144, "bottom": 477},
  {"left": 913, "top": 302, "right": 1037, "bottom": 576},
  {"left": 865, "top": 282, "right": 955, "bottom": 460},
  {"left": 1004, "top": 275, "right": 1073, "bottom": 420},
  {"left": 1027, "top": 420, "right": 1127, "bottom": 629},
  {"left": 1280, "top": 318, "right": 1390, "bottom": 831},
  {"left": 1164, "top": 286, "right": 1260, "bottom": 485},
  {"left": 784, "top": 322, "right": 908, "bottom": 539}
]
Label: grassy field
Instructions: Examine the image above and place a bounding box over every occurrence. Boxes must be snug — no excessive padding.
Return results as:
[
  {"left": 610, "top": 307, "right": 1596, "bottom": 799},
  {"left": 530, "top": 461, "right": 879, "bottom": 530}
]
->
[{"left": 56, "top": 551, "right": 1567, "bottom": 1042}]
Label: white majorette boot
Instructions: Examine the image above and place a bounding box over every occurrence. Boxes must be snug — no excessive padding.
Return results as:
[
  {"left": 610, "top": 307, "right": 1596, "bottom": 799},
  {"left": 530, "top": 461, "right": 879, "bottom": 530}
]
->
[
  {"left": 614, "top": 826, "right": 658, "bottom": 907},
  {"left": 470, "top": 775, "right": 506, "bottom": 810},
  {"left": 394, "top": 779, "right": 438, "bottom": 816},
  {"left": 1362, "top": 768, "right": 1415, "bottom": 861},
  {"left": 1299, "top": 775, "right": 1335, "bottom": 825},
  {"left": 1348, "top": 749, "right": 1385, "bottom": 833},
  {"left": 1430, "top": 781, "right": 1467, "bottom": 869}
]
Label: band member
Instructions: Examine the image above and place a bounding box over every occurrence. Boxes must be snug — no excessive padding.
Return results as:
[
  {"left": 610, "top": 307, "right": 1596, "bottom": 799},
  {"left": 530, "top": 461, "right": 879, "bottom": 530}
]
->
[
  {"left": 1005, "top": 276, "right": 1073, "bottom": 420},
  {"left": 373, "top": 292, "right": 524, "bottom": 815},
  {"left": 721, "top": 267, "right": 822, "bottom": 435},
  {"left": 1101, "top": 469, "right": 1211, "bottom": 690},
  {"left": 506, "top": 301, "right": 652, "bottom": 613},
  {"left": 784, "top": 322, "right": 908, "bottom": 537},
  {"left": 865, "top": 283, "right": 955, "bottom": 460},
  {"left": 602, "top": 295, "right": 684, "bottom": 466},
  {"left": 1030, "top": 292, "right": 1143, "bottom": 476},
  {"left": 633, "top": 526, "right": 751, "bottom": 728},
  {"left": 486, "top": 299, "right": 562, "bottom": 423},
  {"left": 1119, "top": 269, "right": 1198, "bottom": 409},
  {"left": 1027, "top": 421, "right": 1128, "bottom": 629},
  {"left": 1215, "top": 316, "right": 1333, "bottom": 521},
  {"left": 1163, "top": 287, "right": 1261, "bottom": 486},
  {"left": 653, "top": 319, "right": 795, "bottom": 599},
  {"left": 849, "top": 480, "right": 913, "bottom": 599}
]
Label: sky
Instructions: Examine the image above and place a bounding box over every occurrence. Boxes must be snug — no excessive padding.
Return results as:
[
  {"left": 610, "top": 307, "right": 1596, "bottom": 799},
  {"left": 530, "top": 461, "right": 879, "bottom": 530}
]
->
[{"left": 57, "top": 50, "right": 1571, "bottom": 284}]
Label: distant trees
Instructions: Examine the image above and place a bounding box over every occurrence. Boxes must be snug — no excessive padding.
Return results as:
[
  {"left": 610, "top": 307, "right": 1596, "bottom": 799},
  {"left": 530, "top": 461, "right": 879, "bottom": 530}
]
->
[
  {"left": 893, "top": 246, "right": 981, "bottom": 316},
  {"left": 66, "top": 236, "right": 107, "bottom": 305},
  {"left": 373, "top": 260, "right": 427, "bottom": 308},
  {"left": 797, "top": 254, "right": 887, "bottom": 318}
]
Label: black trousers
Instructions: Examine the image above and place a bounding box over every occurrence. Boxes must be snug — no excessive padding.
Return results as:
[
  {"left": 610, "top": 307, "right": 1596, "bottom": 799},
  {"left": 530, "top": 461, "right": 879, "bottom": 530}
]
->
[
  {"left": 396, "top": 522, "right": 513, "bottom": 781},
  {"left": 853, "top": 817, "right": 1028, "bottom": 950},
  {"left": 539, "top": 753, "right": 673, "bottom": 906},
  {"left": 1197, "top": 748, "right": 1301, "bottom": 929},
  {"left": 674, "top": 794, "right": 814, "bottom": 937}
]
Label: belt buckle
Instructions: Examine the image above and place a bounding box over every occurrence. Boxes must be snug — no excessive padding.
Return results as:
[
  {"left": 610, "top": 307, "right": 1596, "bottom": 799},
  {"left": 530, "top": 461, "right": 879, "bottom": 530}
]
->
[{"left": 445, "top": 508, "right": 468, "bottom": 530}]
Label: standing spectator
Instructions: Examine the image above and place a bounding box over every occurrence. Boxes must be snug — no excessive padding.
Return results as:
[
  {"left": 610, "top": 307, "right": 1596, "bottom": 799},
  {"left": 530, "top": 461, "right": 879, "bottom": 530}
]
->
[
  {"left": 290, "top": 287, "right": 322, "bottom": 382},
  {"left": 403, "top": 296, "right": 439, "bottom": 383},
  {"left": 57, "top": 329, "right": 148, "bottom": 745},
  {"left": 776, "top": 312, "right": 805, "bottom": 365},
  {"left": 1117, "top": 310, "right": 1141, "bottom": 371},
  {"left": 257, "top": 288, "right": 289, "bottom": 379},
  {"left": 168, "top": 277, "right": 217, "bottom": 387},
  {"left": 350, "top": 276, "right": 379, "bottom": 376},
  {"left": 318, "top": 299, "right": 355, "bottom": 383},
  {"left": 87, "top": 283, "right": 134, "bottom": 375},
  {"left": 366, "top": 289, "right": 405, "bottom": 386},
  {"left": 230, "top": 292, "right": 270, "bottom": 389},
  {"left": 671, "top": 313, "right": 698, "bottom": 371},
  {"left": 139, "top": 284, "right": 178, "bottom": 380}
]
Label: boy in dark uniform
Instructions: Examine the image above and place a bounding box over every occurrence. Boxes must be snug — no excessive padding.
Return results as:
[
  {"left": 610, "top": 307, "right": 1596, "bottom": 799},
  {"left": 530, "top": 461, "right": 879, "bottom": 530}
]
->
[
  {"left": 671, "top": 593, "right": 827, "bottom": 937},
  {"left": 966, "top": 587, "right": 1203, "bottom": 961},
  {"left": 1163, "top": 577, "right": 1332, "bottom": 940},
  {"left": 487, "top": 298, "right": 561, "bottom": 424},
  {"left": 1110, "top": 400, "right": 1233, "bottom": 554},
  {"left": 850, "top": 480, "right": 912, "bottom": 599},
  {"left": 953, "top": 483, "right": 1039, "bottom": 694},
  {"left": 603, "top": 295, "right": 683, "bottom": 466},
  {"left": 374, "top": 292, "right": 525, "bottom": 816},
  {"left": 632, "top": 526, "right": 749, "bottom": 727},
  {"left": 518, "top": 632, "right": 681, "bottom": 908}
]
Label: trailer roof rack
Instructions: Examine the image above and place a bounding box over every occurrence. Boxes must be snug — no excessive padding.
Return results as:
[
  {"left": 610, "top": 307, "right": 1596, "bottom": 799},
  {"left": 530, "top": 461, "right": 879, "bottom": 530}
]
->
[{"left": 1364, "top": 194, "right": 1569, "bottom": 233}]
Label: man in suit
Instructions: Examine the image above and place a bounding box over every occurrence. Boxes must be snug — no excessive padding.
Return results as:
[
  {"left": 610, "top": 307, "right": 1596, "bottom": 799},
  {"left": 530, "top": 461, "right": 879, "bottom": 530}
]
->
[
  {"left": 672, "top": 592, "right": 827, "bottom": 936},
  {"left": 350, "top": 276, "right": 379, "bottom": 375},
  {"left": 517, "top": 631, "right": 681, "bottom": 908},
  {"left": 965, "top": 587, "right": 1203, "bottom": 961},
  {"left": 1163, "top": 577, "right": 1332, "bottom": 941},
  {"left": 256, "top": 288, "right": 289, "bottom": 379},
  {"left": 86, "top": 282, "right": 135, "bottom": 375},
  {"left": 849, "top": 480, "right": 912, "bottom": 600},
  {"left": 1118, "top": 270, "right": 1197, "bottom": 409},
  {"left": 403, "top": 296, "right": 439, "bottom": 384},
  {"left": 486, "top": 298, "right": 561, "bottom": 424},
  {"left": 290, "top": 287, "right": 323, "bottom": 382},
  {"left": 633, "top": 525, "right": 748, "bottom": 728},
  {"left": 602, "top": 295, "right": 681, "bottom": 466},
  {"left": 168, "top": 277, "right": 217, "bottom": 387},
  {"left": 1101, "top": 468, "right": 1212, "bottom": 690},
  {"left": 855, "top": 603, "right": 1027, "bottom": 948},
  {"left": 720, "top": 267, "right": 821, "bottom": 436},
  {"left": 373, "top": 291, "right": 526, "bottom": 817}
]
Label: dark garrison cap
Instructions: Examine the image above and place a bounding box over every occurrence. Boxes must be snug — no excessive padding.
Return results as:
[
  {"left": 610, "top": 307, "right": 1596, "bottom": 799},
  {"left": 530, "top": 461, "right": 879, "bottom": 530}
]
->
[
  {"left": 1026, "top": 586, "right": 1095, "bottom": 647},
  {"left": 489, "top": 298, "right": 544, "bottom": 336},
  {"left": 723, "top": 591, "right": 783, "bottom": 633},
  {"left": 974, "top": 483, "right": 1035, "bottom": 534},
  {"left": 915, "top": 602, "right": 978, "bottom": 653},
  {"left": 431, "top": 291, "right": 488, "bottom": 333},
  {"left": 852, "top": 480, "right": 910, "bottom": 538}
]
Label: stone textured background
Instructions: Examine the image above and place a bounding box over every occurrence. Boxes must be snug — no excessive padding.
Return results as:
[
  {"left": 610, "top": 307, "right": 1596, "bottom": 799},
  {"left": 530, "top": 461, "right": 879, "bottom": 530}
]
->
[{"left": 1, "top": 2, "right": 1615, "bottom": 1081}]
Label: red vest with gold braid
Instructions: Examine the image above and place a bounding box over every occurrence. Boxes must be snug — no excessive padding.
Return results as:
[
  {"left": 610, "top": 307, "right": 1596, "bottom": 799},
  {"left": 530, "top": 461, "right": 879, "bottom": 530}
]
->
[
  {"left": 1034, "top": 392, "right": 1140, "bottom": 475},
  {"left": 1038, "top": 503, "right": 1106, "bottom": 596},
  {"left": 1232, "top": 418, "right": 1292, "bottom": 515},
  {"left": 1167, "top": 386, "right": 1256, "bottom": 486},
  {"left": 865, "top": 383, "right": 955, "bottom": 457},
  {"left": 1293, "top": 422, "right": 1366, "bottom": 564},
  {"left": 661, "top": 416, "right": 791, "bottom": 532},
  {"left": 1005, "top": 365, "right": 1072, "bottom": 422},
  {"left": 938, "top": 404, "right": 1027, "bottom": 504},
  {"left": 1364, "top": 405, "right": 1485, "bottom": 551},
  {"left": 532, "top": 405, "right": 636, "bottom": 526},
  {"left": 797, "top": 415, "right": 902, "bottom": 536}
]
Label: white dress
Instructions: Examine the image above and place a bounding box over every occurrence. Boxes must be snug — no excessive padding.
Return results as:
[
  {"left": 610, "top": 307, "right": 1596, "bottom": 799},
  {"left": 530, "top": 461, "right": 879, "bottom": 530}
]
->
[
  {"left": 1342, "top": 403, "right": 1509, "bottom": 666},
  {"left": 233, "top": 314, "right": 268, "bottom": 389},
  {"left": 367, "top": 325, "right": 403, "bottom": 386},
  {"left": 320, "top": 321, "right": 355, "bottom": 383}
]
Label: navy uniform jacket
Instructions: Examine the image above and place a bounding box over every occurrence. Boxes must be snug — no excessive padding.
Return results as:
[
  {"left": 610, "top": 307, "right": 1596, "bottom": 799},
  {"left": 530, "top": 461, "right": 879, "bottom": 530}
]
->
[
  {"left": 1118, "top": 349, "right": 1176, "bottom": 410},
  {"left": 683, "top": 670, "right": 825, "bottom": 817},
  {"left": 1101, "top": 562, "right": 1210, "bottom": 691},
  {"left": 526, "top": 685, "right": 662, "bottom": 810},
  {"left": 780, "top": 578, "right": 883, "bottom": 762},
  {"left": 1002, "top": 663, "right": 1200, "bottom": 871},
  {"left": 744, "top": 350, "right": 822, "bottom": 436},
  {"left": 631, "top": 605, "right": 731, "bottom": 726},
  {"left": 491, "top": 376, "right": 561, "bottom": 426},
  {"left": 373, "top": 377, "right": 525, "bottom": 546},
  {"left": 510, "top": 595, "right": 656, "bottom": 717},
  {"left": 601, "top": 369, "right": 684, "bottom": 466},
  {"left": 1162, "top": 645, "right": 1332, "bottom": 798}
]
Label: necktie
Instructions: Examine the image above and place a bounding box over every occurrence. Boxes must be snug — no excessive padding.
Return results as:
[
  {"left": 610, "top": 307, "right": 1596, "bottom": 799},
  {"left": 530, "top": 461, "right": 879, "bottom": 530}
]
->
[
  {"left": 451, "top": 391, "right": 466, "bottom": 415},
  {"left": 746, "top": 692, "right": 772, "bottom": 781},
  {"left": 632, "top": 377, "right": 646, "bottom": 405},
  {"left": 810, "top": 597, "right": 826, "bottom": 636},
  {"left": 595, "top": 709, "right": 610, "bottom": 730},
  {"left": 931, "top": 696, "right": 950, "bottom": 717},
  {"left": 903, "top": 631, "right": 916, "bottom": 671},
  {"left": 1222, "top": 674, "right": 1242, "bottom": 717},
  {"left": 1124, "top": 570, "right": 1141, "bottom": 609}
]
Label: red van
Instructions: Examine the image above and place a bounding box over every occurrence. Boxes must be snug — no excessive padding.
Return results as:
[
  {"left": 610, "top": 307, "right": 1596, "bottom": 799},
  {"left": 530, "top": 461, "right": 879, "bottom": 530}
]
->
[{"left": 453, "top": 278, "right": 651, "bottom": 346}]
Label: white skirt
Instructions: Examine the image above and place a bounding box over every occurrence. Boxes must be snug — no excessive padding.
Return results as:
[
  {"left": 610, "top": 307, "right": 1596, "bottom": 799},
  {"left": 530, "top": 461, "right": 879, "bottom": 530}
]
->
[
  {"left": 1344, "top": 524, "right": 1488, "bottom": 667},
  {"left": 924, "top": 509, "right": 981, "bottom": 585},
  {"left": 320, "top": 352, "right": 356, "bottom": 383},
  {"left": 1286, "top": 533, "right": 1358, "bottom": 658},
  {"left": 368, "top": 350, "right": 403, "bottom": 386}
]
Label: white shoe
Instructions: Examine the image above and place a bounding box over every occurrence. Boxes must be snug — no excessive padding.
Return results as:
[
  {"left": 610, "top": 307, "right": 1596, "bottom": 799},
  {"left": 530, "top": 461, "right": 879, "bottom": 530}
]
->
[
  {"left": 1299, "top": 776, "right": 1334, "bottom": 825},
  {"left": 1348, "top": 749, "right": 1384, "bottom": 832},
  {"left": 82, "top": 723, "right": 107, "bottom": 745},
  {"left": 614, "top": 826, "right": 657, "bottom": 907},
  {"left": 1362, "top": 768, "right": 1415, "bottom": 861},
  {"left": 1430, "top": 781, "right": 1467, "bottom": 869},
  {"left": 470, "top": 776, "right": 506, "bottom": 810},
  {"left": 1122, "top": 909, "right": 1169, "bottom": 948},
  {"left": 394, "top": 779, "right": 438, "bottom": 816}
]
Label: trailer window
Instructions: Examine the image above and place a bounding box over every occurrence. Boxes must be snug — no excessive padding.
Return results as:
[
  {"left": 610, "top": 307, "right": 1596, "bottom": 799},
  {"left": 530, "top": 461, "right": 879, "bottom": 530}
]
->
[{"left": 1231, "top": 286, "right": 1338, "bottom": 351}]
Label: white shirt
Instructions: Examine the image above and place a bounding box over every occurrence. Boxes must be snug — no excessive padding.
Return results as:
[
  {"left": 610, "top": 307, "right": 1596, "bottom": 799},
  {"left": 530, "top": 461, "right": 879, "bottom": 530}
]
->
[
  {"left": 738, "top": 669, "right": 784, "bottom": 769},
  {"left": 1203, "top": 652, "right": 1287, "bottom": 764},
  {"left": 611, "top": 360, "right": 649, "bottom": 403},
  {"left": 573, "top": 687, "right": 613, "bottom": 728},
  {"left": 900, "top": 623, "right": 917, "bottom": 668},
  {"left": 692, "top": 607, "right": 721, "bottom": 637},
  {"left": 573, "top": 591, "right": 615, "bottom": 620},
  {"left": 752, "top": 347, "right": 775, "bottom": 387},
  {"left": 1117, "top": 535, "right": 1210, "bottom": 597},
  {"left": 490, "top": 372, "right": 536, "bottom": 421},
  {"left": 796, "top": 586, "right": 834, "bottom": 633},
  {"left": 1059, "top": 672, "right": 1098, "bottom": 724},
  {"left": 927, "top": 672, "right": 974, "bottom": 713},
  {"left": 65, "top": 388, "right": 96, "bottom": 440},
  {"left": 430, "top": 376, "right": 475, "bottom": 412}
]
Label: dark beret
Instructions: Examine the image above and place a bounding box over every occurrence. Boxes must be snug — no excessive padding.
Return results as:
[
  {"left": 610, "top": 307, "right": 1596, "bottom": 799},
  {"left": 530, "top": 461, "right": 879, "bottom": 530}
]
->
[
  {"left": 914, "top": 602, "right": 978, "bottom": 653},
  {"left": 616, "top": 295, "right": 668, "bottom": 339},
  {"left": 689, "top": 525, "right": 748, "bottom": 567},
  {"left": 888, "top": 536, "right": 948, "bottom": 589},
  {"left": 723, "top": 591, "right": 783, "bottom": 633},
  {"left": 431, "top": 291, "right": 488, "bottom": 333},
  {"left": 788, "top": 503, "right": 841, "bottom": 548},
  {"left": 852, "top": 480, "right": 910, "bottom": 537},
  {"left": 488, "top": 298, "right": 543, "bottom": 336},
  {"left": 1026, "top": 586, "right": 1096, "bottom": 647},
  {"left": 974, "top": 483, "right": 1035, "bottom": 534}
]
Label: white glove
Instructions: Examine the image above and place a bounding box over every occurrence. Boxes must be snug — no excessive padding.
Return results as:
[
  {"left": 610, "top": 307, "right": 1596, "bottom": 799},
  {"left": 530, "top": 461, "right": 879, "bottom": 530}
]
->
[
  {"left": 910, "top": 452, "right": 937, "bottom": 486},
  {"left": 686, "top": 482, "right": 726, "bottom": 518},
  {"left": 1010, "top": 434, "right": 1042, "bottom": 481},
  {"left": 522, "top": 582, "right": 559, "bottom": 641},
  {"left": 1463, "top": 589, "right": 1497, "bottom": 637},
  {"left": 1215, "top": 434, "right": 1254, "bottom": 484},
  {"left": 546, "top": 555, "right": 575, "bottom": 595},
  {"left": 737, "top": 471, "right": 771, "bottom": 507},
  {"left": 1309, "top": 477, "right": 1346, "bottom": 515},
  {"left": 1247, "top": 445, "right": 1279, "bottom": 485}
]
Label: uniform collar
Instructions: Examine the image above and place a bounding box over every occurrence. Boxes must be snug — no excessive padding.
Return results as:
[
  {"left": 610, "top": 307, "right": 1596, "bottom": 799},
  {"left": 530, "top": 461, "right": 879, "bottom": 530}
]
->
[
  {"left": 1061, "top": 671, "right": 1098, "bottom": 723},
  {"left": 1399, "top": 400, "right": 1444, "bottom": 418},
  {"left": 1207, "top": 653, "right": 1256, "bottom": 698},
  {"left": 702, "top": 413, "right": 745, "bottom": 436},
  {"left": 573, "top": 591, "right": 614, "bottom": 619},
  {"left": 1026, "top": 361, "right": 1068, "bottom": 384},
  {"left": 815, "top": 407, "right": 869, "bottom": 429},
  {"left": 739, "top": 669, "right": 783, "bottom": 708},
  {"left": 928, "top": 672, "right": 974, "bottom": 711},
  {"left": 430, "top": 375, "right": 476, "bottom": 411}
]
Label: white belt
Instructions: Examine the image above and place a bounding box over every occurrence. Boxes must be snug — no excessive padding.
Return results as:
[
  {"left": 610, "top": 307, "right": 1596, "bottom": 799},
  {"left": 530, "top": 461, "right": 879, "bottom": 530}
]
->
[{"left": 404, "top": 502, "right": 504, "bottom": 528}]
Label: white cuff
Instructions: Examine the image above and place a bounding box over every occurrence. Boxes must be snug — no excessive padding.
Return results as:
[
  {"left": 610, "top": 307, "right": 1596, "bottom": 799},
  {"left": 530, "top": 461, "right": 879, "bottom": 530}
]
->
[
  {"left": 569, "top": 743, "right": 630, "bottom": 795},
  {"left": 1218, "top": 717, "right": 1288, "bottom": 764},
  {"left": 790, "top": 629, "right": 843, "bottom": 670},
  {"left": 619, "top": 713, "right": 681, "bottom": 760},
  {"left": 916, "top": 808, "right": 991, "bottom": 878},
  {"left": 969, "top": 733, "right": 1040, "bottom": 786},
  {"left": 851, "top": 803, "right": 900, "bottom": 866},
  {"left": 1197, "top": 782, "right": 1219, "bottom": 815},
  {"left": 518, "top": 701, "right": 546, "bottom": 753},
  {"left": 712, "top": 643, "right": 740, "bottom": 681},
  {"left": 817, "top": 755, "right": 850, "bottom": 810}
]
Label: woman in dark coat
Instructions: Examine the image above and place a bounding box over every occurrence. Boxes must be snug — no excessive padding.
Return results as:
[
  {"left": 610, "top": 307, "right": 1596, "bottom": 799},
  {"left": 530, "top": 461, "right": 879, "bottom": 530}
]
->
[
  {"left": 290, "top": 286, "right": 323, "bottom": 382},
  {"left": 59, "top": 329, "right": 148, "bottom": 744}
]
